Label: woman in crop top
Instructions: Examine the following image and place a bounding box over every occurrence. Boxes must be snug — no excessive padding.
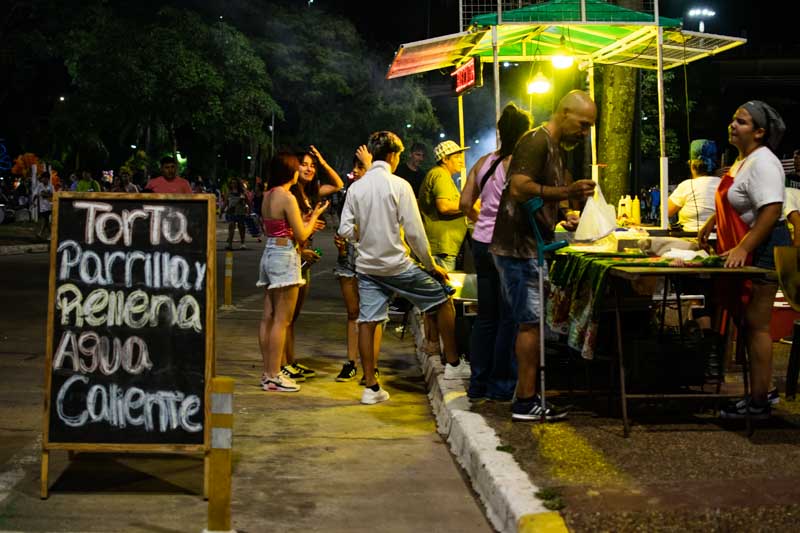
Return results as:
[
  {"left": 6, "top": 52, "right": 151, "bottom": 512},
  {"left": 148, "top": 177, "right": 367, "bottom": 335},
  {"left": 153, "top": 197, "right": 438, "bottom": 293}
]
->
[
  {"left": 699, "top": 100, "right": 789, "bottom": 420},
  {"left": 257, "top": 152, "right": 329, "bottom": 392}
]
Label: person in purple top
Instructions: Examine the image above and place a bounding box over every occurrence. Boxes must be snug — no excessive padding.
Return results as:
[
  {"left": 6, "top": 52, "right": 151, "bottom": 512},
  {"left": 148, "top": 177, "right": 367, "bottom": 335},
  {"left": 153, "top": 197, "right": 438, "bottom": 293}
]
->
[{"left": 460, "top": 102, "right": 532, "bottom": 401}]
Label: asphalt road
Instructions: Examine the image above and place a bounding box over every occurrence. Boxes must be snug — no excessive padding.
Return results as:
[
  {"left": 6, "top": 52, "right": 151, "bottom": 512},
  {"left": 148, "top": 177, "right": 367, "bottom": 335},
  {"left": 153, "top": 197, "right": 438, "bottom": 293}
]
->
[{"left": 0, "top": 219, "right": 495, "bottom": 532}]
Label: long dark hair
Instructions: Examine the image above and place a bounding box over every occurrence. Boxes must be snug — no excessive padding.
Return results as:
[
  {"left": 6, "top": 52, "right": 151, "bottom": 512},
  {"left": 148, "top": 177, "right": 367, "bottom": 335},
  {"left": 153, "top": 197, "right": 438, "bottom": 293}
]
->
[
  {"left": 292, "top": 151, "right": 322, "bottom": 213},
  {"left": 497, "top": 103, "right": 532, "bottom": 158}
]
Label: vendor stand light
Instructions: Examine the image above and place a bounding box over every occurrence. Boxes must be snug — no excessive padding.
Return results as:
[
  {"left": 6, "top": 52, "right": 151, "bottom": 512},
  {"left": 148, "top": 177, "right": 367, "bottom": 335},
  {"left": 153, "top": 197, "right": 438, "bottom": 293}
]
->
[
  {"left": 527, "top": 70, "right": 551, "bottom": 94},
  {"left": 551, "top": 35, "right": 574, "bottom": 70}
]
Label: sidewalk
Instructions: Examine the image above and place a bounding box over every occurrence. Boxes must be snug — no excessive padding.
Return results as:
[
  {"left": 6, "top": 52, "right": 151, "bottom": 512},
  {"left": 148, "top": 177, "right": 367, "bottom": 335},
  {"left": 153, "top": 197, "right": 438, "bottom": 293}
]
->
[
  {"left": 0, "top": 225, "right": 554, "bottom": 533},
  {"left": 0, "top": 222, "right": 49, "bottom": 255}
]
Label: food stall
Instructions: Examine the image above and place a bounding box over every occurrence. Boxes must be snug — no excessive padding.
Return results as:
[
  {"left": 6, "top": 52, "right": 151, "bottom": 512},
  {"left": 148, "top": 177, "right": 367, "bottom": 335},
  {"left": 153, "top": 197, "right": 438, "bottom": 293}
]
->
[
  {"left": 385, "top": 1, "right": 770, "bottom": 432},
  {"left": 385, "top": 0, "right": 746, "bottom": 229}
]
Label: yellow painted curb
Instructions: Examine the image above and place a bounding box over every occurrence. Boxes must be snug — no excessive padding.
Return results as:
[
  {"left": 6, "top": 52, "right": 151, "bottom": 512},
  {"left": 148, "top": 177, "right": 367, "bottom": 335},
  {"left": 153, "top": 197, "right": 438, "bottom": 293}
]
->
[{"left": 518, "top": 512, "right": 569, "bottom": 533}]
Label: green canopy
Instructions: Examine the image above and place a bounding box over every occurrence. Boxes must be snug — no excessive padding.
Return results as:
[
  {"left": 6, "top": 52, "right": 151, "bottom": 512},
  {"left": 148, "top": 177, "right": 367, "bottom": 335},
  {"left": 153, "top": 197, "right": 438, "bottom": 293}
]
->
[
  {"left": 386, "top": 0, "right": 744, "bottom": 78},
  {"left": 470, "top": 0, "right": 681, "bottom": 26}
]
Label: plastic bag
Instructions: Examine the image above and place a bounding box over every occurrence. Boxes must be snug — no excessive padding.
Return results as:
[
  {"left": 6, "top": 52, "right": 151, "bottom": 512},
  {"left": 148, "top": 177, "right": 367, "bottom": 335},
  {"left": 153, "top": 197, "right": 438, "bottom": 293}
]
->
[{"left": 574, "top": 185, "right": 617, "bottom": 242}]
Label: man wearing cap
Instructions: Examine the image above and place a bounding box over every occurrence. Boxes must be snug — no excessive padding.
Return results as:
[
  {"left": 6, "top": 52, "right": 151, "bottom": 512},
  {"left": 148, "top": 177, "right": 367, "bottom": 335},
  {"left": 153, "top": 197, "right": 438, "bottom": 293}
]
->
[
  {"left": 417, "top": 140, "right": 470, "bottom": 359},
  {"left": 418, "top": 140, "right": 470, "bottom": 272},
  {"left": 490, "top": 90, "right": 597, "bottom": 422},
  {"left": 338, "top": 131, "right": 471, "bottom": 405}
]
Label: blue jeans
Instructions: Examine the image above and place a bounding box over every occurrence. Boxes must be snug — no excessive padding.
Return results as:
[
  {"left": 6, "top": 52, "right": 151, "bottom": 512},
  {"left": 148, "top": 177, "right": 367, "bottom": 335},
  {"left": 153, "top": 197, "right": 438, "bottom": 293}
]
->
[
  {"left": 467, "top": 240, "right": 517, "bottom": 400},
  {"left": 357, "top": 266, "right": 448, "bottom": 323}
]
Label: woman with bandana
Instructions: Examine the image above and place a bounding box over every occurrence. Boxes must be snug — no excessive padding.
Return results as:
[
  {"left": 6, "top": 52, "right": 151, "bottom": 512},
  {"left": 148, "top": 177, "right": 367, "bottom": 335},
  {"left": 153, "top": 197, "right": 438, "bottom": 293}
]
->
[
  {"left": 699, "top": 100, "right": 790, "bottom": 420},
  {"left": 668, "top": 139, "right": 721, "bottom": 232}
]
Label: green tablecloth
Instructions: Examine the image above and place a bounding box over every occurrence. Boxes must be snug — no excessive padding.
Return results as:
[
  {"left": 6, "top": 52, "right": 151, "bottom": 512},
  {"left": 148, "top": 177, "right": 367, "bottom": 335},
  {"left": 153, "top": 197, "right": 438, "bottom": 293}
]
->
[{"left": 547, "top": 251, "right": 724, "bottom": 359}]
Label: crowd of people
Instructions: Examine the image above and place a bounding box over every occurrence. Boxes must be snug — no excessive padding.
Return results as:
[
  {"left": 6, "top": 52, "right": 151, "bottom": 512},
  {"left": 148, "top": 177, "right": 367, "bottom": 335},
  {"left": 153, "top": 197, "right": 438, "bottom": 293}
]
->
[{"left": 10, "top": 92, "right": 797, "bottom": 422}]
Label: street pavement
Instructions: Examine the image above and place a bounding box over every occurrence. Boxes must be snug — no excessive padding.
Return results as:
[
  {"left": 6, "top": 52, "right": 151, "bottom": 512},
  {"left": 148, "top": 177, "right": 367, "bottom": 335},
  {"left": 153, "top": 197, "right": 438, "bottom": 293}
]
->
[{"left": 0, "top": 220, "right": 542, "bottom": 533}]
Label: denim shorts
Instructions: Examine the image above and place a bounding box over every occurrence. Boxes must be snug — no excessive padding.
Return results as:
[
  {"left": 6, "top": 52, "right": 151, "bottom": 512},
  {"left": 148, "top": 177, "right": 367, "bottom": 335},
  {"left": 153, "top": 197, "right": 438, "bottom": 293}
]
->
[
  {"left": 492, "top": 254, "right": 547, "bottom": 325},
  {"left": 751, "top": 221, "right": 791, "bottom": 270},
  {"left": 333, "top": 244, "right": 357, "bottom": 278},
  {"left": 257, "top": 238, "right": 305, "bottom": 289},
  {"left": 357, "top": 266, "right": 448, "bottom": 323}
]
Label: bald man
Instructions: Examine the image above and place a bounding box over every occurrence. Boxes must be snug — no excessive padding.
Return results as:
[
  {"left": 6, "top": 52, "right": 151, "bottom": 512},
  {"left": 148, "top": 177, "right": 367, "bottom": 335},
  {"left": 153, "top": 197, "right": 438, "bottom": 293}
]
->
[{"left": 489, "top": 90, "right": 597, "bottom": 421}]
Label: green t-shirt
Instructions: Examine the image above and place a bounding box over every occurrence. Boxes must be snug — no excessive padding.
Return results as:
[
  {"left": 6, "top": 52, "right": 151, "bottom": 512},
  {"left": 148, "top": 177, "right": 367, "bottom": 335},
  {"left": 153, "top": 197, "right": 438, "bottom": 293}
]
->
[
  {"left": 75, "top": 179, "right": 102, "bottom": 192},
  {"left": 417, "top": 165, "right": 467, "bottom": 257}
]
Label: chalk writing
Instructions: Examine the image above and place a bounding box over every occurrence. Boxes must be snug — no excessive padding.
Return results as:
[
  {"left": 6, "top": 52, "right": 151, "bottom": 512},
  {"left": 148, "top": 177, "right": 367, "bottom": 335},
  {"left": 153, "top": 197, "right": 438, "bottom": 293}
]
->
[
  {"left": 56, "top": 375, "right": 202, "bottom": 432},
  {"left": 74, "top": 201, "right": 192, "bottom": 246}
]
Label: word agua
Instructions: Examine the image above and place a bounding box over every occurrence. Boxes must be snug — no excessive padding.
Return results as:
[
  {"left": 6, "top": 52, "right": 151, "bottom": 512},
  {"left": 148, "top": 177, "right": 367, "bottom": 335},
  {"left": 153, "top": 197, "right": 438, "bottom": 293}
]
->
[{"left": 56, "top": 374, "right": 202, "bottom": 433}]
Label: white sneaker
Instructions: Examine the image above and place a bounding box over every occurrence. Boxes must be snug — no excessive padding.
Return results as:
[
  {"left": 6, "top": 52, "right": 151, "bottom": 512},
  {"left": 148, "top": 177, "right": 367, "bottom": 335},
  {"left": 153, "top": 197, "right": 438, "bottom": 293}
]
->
[
  {"left": 443, "top": 359, "right": 471, "bottom": 380},
  {"left": 261, "top": 373, "right": 301, "bottom": 392},
  {"left": 361, "top": 387, "right": 390, "bottom": 405}
]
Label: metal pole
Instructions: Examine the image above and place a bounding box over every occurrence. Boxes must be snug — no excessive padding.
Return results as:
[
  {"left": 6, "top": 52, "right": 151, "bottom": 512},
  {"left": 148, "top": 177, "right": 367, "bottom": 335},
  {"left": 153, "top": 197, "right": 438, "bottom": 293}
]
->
[
  {"left": 458, "top": 94, "right": 466, "bottom": 189},
  {"left": 587, "top": 63, "right": 598, "bottom": 183},
  {"left": 655, "top": 2, "right": 668, "bottom": 229}
]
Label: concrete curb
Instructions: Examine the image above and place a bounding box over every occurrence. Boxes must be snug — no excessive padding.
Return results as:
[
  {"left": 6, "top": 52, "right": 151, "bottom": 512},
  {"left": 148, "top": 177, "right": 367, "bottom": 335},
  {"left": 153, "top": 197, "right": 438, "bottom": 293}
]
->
[
  {"left": 410, "top": 311, "right": 567, "bottom": 533},
  {"left": 0, "top": 243, "right": 49, "bottom": 256}
]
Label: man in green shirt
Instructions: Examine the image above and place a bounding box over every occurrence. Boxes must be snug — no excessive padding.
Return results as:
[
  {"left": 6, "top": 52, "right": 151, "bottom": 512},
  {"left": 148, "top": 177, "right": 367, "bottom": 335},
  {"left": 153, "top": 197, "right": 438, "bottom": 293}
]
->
[
  {"left": 417, "top": 140, "right": 469, "bottom": 271},
  {"left": 417, "top": 140, "right": 469, "bottom": 359},
  {"left": 75, "top": 170, "right": 102, "bottom": 192}
]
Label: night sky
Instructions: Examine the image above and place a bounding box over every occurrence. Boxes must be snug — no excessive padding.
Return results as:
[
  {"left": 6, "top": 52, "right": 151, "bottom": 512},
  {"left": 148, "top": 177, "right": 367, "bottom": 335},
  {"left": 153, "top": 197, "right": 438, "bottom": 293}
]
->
[{"left": 319, "top": 1, "right": 800, "bottom": 165}]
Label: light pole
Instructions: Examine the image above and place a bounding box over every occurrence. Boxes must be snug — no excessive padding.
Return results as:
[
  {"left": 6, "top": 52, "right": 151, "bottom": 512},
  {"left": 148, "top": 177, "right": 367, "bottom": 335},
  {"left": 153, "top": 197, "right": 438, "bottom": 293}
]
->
[{"left": 688, "top": 7, "right": 715, "bottom": 33}]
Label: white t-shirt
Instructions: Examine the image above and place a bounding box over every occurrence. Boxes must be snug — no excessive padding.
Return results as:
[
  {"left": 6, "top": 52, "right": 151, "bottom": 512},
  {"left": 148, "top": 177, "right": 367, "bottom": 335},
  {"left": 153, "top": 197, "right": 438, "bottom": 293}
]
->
[
  {"left": 32, "top": 180, "right": 54, "bottom": 213},
  {"left": 668, "top": 175, "right": 721, "bottom": 232},
  {"left": 784, "top": 187, "right": 800, "bottom": 218},
  {"left": 727, "top": 146, "right": 785, "bottom": 226}
]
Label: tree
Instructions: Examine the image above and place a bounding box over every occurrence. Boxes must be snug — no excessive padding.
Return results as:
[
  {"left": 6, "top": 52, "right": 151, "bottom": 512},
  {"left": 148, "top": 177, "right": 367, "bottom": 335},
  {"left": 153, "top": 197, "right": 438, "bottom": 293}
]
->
[{"left": 252, "top": 2, "right": 441, "bottom": 170}]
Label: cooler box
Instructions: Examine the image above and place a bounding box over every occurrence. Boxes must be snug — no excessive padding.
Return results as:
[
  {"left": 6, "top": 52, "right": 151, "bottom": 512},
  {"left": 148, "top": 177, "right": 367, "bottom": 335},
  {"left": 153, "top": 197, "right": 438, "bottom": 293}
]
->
[{"left": 449, "top": 272, "right": 478, "bottom": 358}]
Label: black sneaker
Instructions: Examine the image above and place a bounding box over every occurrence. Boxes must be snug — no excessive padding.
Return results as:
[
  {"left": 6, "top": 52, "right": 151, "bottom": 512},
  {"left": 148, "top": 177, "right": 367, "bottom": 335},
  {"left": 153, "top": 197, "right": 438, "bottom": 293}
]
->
[
  {"left": 281, "top": 365, "right": 306, "bottom": 382},
  {"left": 719, "top": 398, "right": 771, "bottom": 420},
  {"left": 335, "top": 361, "right": 357, "bottom": 382},
  {"left": 292, "top": 362, "right": 316, "bottom": 378},
  {"left": 359, "top": 368, "right": 380, "bottom": 386},
  {"left": 768, "top": 388, "right": 780, "bottom": 405},
  {"left": 511, "top": 397, "right": 568, "bottom": 422}
]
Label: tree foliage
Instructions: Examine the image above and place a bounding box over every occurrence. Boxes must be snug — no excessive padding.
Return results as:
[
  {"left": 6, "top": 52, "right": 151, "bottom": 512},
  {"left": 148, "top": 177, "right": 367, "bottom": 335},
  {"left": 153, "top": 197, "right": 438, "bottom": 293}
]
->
[{"left": 3, "top": 1, "right": 441, "bottom": 178}]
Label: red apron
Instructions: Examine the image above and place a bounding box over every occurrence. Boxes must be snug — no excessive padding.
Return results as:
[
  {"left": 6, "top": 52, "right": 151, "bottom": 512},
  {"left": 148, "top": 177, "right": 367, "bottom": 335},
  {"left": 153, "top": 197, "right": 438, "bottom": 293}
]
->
[{"left": 713, "top": 172, "right": 752, "bottom": 318}]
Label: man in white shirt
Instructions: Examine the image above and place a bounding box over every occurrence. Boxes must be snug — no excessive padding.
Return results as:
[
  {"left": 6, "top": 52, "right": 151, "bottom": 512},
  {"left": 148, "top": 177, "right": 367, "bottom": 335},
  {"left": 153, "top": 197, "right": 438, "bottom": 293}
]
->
[
  {"left": 32, "top": 171, "right": 54, "bottom": 241},
  {"left": 338, "top": 131, "right": 470, "bottom": 405}
]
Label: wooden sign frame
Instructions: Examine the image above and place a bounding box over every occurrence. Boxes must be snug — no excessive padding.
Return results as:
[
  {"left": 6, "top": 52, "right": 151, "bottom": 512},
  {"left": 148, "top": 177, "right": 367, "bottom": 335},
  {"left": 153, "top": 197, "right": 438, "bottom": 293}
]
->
[{"left": 40, "top": 192, "right": 217, "bottom": 498}]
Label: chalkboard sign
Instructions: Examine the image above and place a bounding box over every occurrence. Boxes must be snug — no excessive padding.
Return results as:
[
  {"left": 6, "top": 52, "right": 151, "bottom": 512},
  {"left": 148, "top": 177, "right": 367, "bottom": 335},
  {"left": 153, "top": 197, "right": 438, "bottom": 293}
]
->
[{"left": 42, "top": 192, "right": 216, "bottom": 452}]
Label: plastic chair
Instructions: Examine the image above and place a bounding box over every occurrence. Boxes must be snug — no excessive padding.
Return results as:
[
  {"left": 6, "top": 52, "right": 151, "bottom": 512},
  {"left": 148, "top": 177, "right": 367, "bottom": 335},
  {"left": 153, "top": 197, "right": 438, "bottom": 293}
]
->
[{"left": 774, "top": 245, "right": 800, "bottom": 399}]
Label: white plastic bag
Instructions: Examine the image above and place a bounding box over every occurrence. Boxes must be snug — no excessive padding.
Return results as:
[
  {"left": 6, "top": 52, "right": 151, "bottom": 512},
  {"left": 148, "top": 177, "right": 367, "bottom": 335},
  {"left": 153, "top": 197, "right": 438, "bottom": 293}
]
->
[{"left": 574, "top": 185, "right": 617, "bottom": 242}]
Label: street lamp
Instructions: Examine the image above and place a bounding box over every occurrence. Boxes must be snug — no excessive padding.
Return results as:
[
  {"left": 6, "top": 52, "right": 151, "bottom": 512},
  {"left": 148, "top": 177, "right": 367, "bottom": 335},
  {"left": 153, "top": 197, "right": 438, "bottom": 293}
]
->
[{"left": 687, "top": 7, "right": 715, "bottom": 33}]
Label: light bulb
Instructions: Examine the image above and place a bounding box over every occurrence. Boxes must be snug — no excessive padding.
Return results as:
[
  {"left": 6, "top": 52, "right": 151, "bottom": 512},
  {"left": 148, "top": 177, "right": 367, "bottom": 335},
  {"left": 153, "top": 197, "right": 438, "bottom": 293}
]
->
[{"left": 527, "top": 72, "right": 551, "bottom": 94}]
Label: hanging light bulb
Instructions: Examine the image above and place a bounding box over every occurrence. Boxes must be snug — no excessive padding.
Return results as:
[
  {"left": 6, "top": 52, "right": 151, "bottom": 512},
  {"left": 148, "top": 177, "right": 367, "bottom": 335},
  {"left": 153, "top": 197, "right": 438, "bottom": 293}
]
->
[
  {"left": 527, "top": 71, "right": 551, "bottom": 94},
  {"left": 551, "top": 35, "right": 573, "bottom": 69}
]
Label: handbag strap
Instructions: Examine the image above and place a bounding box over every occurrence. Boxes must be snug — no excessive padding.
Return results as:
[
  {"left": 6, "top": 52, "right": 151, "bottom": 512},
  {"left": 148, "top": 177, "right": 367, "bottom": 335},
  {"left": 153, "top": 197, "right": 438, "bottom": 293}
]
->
[{"left": 479, "top": 155, "right": 507, "bottom": 192}]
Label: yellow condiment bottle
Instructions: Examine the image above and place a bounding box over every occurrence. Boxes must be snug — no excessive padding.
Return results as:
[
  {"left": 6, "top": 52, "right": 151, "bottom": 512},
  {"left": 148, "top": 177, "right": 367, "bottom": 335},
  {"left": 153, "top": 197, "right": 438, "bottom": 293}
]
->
[{"left": 632, "top": 195, "right": 641, "bottom": 224}]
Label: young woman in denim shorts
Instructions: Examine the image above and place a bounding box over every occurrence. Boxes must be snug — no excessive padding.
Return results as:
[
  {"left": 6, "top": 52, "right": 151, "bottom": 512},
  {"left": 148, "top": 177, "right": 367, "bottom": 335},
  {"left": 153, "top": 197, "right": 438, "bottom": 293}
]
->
[
  {"left": 258, "top": 152, "right": 329, "bottom": 392},
  {"left": 333, "top": 146, "right": 383, "bottom": 383}
]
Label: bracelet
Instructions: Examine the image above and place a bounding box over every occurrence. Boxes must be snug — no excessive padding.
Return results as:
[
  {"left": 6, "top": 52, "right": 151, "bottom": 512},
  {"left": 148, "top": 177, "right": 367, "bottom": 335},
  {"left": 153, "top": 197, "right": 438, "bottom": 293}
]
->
[{"left": 539, "top": 182, "right": 544, "bottom": 197}]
